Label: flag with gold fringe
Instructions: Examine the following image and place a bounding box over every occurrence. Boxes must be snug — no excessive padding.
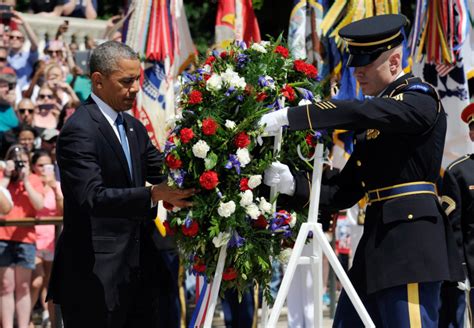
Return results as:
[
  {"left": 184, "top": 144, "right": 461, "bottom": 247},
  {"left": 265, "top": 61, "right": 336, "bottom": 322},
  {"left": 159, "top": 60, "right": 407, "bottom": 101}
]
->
[{"left": 411, "top": 0, "right": 473, "bottom": 167}]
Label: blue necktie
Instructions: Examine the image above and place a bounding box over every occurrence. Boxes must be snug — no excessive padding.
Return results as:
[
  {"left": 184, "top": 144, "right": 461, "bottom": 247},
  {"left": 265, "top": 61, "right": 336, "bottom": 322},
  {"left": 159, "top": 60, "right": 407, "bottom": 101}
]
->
[{"left": 115, "top": 113, "right": 133, "bottom": 178}]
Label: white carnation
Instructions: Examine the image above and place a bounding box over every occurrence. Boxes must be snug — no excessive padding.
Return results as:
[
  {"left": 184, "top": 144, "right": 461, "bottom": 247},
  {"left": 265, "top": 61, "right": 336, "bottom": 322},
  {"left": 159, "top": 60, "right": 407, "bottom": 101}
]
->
[
  {"left": 246, "top": 203, "right": 261, "bottom": 220},
  {"left": 239, "top": 190, "right": 254, "bottom": 207},
  {"left": 248, "top": 175, "right": 262, "bottom": 189},
  {"left": 225, "top": 120, "right": 236, "bottom": 130},
  {"left": 289, "top": 212, "right": 297, "bottom": 228},
  {"left": 221, "top": 68, "right": 246, "bottom": 90},
  {"left": 192, "top": 140, "right": 210, "bottom": 159},
  {"left": 259, "top": 41, "right": 270, "bottom": 47},
  {"left": 277, "top": 248, "right": 293, "bottom": 264},
  {"left": 218, "top": 201, "right": 236, "bottom": 218},
  {"left": 202, "top": 64, "right": 212, "bottom": 73},
  {"left": 206, "top": 73, "right": 222, "bottom": 91},
  {"left": 212, "top": 231, "right": 231, "bottom": 248},
  {"left": 251, "top": 43, "right": 267, "bottom": 53},
  {"left": 236, "top": 148, "right": 251, "bottom": 167},
  {"left": 258, "top": 197, "right": 273, "bottom": 214}
]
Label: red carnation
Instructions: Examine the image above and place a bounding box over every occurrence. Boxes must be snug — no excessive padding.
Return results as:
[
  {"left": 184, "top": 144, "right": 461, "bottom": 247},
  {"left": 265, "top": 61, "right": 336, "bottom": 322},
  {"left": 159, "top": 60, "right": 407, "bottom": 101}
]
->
[
  {"left": 203, "top": 74, "right": 211, "bottom": 81},
  {"left": 253, "top": 215, "right": 268, "bottom": 229},
  {"left": 234, "top": 132, "right": 251, "bottom": 148},
  {"left": 240, "top": 178, "right": 250, "bottom": 191},
  {"left": 167, "top": 135, "right": 176, "bottom": 144},
  {"left": 188, "top": 90, "right": 203, "bottom": 105},
  {"left": 182, "top": 220, "right": 199, "bottom": 237},
  {"left": 277, "top": 210, "right": 292, "bottom": 225},
  {"left": 179, "top": 128, "right": 194, "bottom": 144},
  {"left": 163, "top": 201, "right": 174, "bottom": 211},
  {"left": 274, "top": 45, "right": 289, "bottom": 58},
  {"left": 205, "top": 56, "right": 216, "bottom": 66},
  {"left": 193, "top": 257, "right": 206, "bottom": 273},
  {"left": 304, "top": 63, "right": 318, "bottom": 78},
  {"left": 280, "top": 84, "right": 296, "bottom": 102},
  {"left": 256, "top": 92, "right": 268, "bottom": 102},
  {"left": 199, "top": 171, "right": 219, "bottom": 190},
  {"left": 305, "top": 134, "right": 317, "bottom": 147},
  {"left": 163, "top": 221, "right": 176, "bottom": 236},
  {"left": 222, "top": 267, "right": 238, "bottom": 281},
  {"left": 202, "top": 117, "right": 218, "bottom": 135},
  {"left": 220, "top": 51, "right": 228, "bottom": 59},
  {"left": 165, "top": 154, "right": 182, "bottom": 169},
  {"left": 294, "top": 59, "right": 307, "bottom": 73}
]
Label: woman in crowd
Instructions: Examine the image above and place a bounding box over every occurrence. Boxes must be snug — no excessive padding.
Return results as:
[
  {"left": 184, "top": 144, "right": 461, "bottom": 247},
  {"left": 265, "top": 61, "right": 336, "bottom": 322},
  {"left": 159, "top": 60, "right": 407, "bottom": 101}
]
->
[
  {"left": 0, "top": 144, "right": 44, "bottom": 328},
  {"left": 33, "top": 86, "right": 61, "bottom": 129},
  {"left": 44, "top": 63, "right": 79, "bottom": 108},
  {"left": 30, "top": 149, "right": 63, "bottom": 328},
  {"left": 17, "top": 125, "right": 38, "bottom": 153}
]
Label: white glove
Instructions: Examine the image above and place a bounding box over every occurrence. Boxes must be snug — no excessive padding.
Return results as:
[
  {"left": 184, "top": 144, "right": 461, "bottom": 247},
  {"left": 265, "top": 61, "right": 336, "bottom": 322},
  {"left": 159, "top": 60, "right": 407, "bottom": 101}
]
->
[
  {"left": 264, "top": 162, "right": 295, "bottom": 196},
  {"left": 258, "top": 108, "right": 289, "bottom": 134}
]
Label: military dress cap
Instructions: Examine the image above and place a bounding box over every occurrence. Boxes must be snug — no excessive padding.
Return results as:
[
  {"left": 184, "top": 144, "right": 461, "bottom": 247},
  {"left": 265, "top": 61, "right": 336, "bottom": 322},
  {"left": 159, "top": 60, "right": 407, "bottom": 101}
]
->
[
  {"left": 461, "top": 103, "right": 474, "bottom": 125},
  {"left": 339, "top": 14, "right": 409, "bottom": 67}
]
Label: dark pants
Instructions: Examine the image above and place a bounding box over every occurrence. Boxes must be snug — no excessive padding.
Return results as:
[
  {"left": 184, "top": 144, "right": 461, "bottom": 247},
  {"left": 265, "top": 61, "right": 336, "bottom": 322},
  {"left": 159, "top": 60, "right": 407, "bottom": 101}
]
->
[
  {"left": 60, "top": 243, "right": 180, "bottom": 328},
  {"left": 221, "top": 288, "right": 255, "bottom": 328},
  {"left": 439, "top": 282, "right": 472, "bottom": 328},
  {"left": 333, "top": 281, "right": 442, "bottom": 328}
]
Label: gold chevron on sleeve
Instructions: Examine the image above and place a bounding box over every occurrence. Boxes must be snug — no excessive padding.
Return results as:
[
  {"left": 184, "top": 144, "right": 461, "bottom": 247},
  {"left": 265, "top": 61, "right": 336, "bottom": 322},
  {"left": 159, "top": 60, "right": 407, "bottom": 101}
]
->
[
  {"left": 441, "top": 195, "right": 456, "bottom": 216},
  {"left": 392, "top": 93, "right": 404, "bottom": 101}
]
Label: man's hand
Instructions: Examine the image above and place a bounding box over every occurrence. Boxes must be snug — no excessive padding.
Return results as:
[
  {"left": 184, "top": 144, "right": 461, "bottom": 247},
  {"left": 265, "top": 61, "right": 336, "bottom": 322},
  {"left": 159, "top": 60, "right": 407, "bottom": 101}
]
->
[
  {"left": 263, "top": 162, "right": 295, "bottom": 196},
  {"left": 151, "top": 182, "right": 195, "bottom": 208},
  {"left": 258, "top": 108, "right": 289, "bottom": 134}
]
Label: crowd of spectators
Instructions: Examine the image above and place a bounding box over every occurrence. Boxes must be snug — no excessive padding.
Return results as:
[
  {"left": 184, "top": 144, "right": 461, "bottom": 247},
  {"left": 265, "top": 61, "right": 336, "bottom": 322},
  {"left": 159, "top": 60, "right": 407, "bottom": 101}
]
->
[{"left": 0, "top": 2, "right": 124, "bottom": 327}]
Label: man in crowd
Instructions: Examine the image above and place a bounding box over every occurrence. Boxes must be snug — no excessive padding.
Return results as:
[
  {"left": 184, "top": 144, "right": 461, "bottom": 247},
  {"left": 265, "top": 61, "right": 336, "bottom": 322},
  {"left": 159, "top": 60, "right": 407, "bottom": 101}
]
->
[
  {"left": 47, "top": 41, "right": 194, "bottom": 328},
  {"left": 260, "top": 14, "right": 463, "bottom": 326},
  {"left": 439, "top": 103, "right": 474, "bottom": 327}
]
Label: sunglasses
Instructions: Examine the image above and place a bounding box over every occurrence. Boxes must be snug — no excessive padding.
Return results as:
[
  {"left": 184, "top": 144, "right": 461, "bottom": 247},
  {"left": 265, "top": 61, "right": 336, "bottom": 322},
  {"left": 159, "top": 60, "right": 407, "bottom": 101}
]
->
[
  {"left": 18, "top": 108, "right": 34, "bottom": 114},
  {"left": 9, "top": 35, "right": 23, "bottom": 40},
  {"left": 38, "top": 94, "right": 54, "bottom": 99},
  {"left": 47, "top": 50, "right": 62, "bottom": 55},
  {"left": 0, "top": 57, "right": 6, "bottom": 62}
]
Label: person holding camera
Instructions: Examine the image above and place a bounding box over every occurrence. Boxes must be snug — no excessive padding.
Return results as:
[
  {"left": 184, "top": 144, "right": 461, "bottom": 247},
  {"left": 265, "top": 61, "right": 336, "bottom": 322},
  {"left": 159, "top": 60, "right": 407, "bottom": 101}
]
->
[
  {"left": 30, "top": 149, "right": 62, "bottom": 328},
  {"left": 33, "top": 86, "right": 61, "bottom": 129},
  {"left": 44, "top": 63, "right": 79, "bottom": 108},
  {"left": 7, "top": 11, "right": 39, "bottom": 92},
  {"left": 0, "top": 144, "right": 45, "bottom": 328}
]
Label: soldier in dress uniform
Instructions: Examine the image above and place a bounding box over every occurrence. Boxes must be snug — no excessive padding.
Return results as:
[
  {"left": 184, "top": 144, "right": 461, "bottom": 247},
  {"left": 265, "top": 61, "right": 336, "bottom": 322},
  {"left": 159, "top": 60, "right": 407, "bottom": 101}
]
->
[
  {"left": 438, "top": 103, "right": 474, "bottom": 328},
  {"left": 259, "top": 14, "right": 464, "bottom": 327}
]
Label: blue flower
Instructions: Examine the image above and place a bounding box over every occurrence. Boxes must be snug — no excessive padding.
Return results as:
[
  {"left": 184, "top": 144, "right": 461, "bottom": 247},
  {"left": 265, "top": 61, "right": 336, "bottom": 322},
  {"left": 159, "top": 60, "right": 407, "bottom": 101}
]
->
[
  {"left": 236, "top": 53, "right": 249, "bottom": 68},
  {"left": 225, "top": 86, "right": 235, "bottom": 97},
  {"left": 258, "top": 76, "right": 268, "bottom": 88},
  {"left": 170, "top": 169, "right": 186, "bottom": 187},
  {"left": 295, "top": 87, "right": 314, "bottom": 100},
  {"left": 228, "top": 231, "right": 245, "bottom": 248},
  {"left": 225, "top": 154, "right": 241, "bottom": 175}
]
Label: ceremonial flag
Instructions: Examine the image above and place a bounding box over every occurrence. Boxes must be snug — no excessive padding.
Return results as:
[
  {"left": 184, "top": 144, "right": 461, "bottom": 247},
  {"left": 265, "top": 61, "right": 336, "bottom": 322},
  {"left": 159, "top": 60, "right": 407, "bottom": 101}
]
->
[
  {"left": 412, "top": 0, "right": 473, "bottom": 166},
  {"left": 215, "top": 0, "right": 260, "bottom": 49},
  {"left": 288, "top": 0, "right": 324, "bottom": 64},
  {"left": 125, "top": 0, "right": 196, "bottom": 150}
]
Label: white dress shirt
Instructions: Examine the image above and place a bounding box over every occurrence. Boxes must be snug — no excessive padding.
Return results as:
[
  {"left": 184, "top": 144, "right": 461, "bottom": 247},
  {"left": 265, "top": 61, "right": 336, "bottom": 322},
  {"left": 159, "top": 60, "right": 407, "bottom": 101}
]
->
[{"left": 90, "top": 92, "right": 124, "bottom": 142}]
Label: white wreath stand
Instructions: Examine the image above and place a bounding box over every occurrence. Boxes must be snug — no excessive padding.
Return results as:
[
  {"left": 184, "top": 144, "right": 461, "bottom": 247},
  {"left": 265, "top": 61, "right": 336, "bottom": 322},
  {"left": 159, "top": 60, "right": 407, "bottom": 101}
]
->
[
  {"left": 261, "top": 142, "right": 374, "bottom": 327},
  {"left": 202, "top": 136, "right": 375, "bottom": 327}
]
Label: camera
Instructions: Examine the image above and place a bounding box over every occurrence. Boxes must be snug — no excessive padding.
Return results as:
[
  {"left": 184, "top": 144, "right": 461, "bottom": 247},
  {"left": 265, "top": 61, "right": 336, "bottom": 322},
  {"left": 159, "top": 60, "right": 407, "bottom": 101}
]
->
[
  {"left": 0, "top": 4, "right": 12, "bottom": 21},
  {"left": 14, "top": 159, "right": 25, "bottom": 173}
]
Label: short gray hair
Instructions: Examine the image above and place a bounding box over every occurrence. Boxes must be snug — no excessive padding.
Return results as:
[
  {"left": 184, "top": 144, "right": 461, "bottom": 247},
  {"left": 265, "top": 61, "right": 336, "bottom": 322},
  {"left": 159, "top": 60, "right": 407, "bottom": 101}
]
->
[{"left": 89, "top": 41, "right": 139, "bottom": 75}]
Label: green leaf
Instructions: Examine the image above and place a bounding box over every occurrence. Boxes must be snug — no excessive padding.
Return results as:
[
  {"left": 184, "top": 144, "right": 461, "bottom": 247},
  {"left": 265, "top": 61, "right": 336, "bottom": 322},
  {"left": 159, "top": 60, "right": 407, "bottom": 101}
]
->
[{"left": 204, "top": 152, "right": 218, "bottom": 170}]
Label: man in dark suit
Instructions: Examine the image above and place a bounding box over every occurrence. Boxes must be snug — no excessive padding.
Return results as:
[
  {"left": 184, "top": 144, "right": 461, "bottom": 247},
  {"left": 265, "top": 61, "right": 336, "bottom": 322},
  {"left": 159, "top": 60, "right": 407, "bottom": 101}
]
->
[
  {"left": 47, "top": 41, "right": 194, "bottom": 328},
  {"left": 260, "top": 14, "right": 464, "bottom": 327},
  {"left": 438, "top": 103, "right": 474, "bottom": 327}
]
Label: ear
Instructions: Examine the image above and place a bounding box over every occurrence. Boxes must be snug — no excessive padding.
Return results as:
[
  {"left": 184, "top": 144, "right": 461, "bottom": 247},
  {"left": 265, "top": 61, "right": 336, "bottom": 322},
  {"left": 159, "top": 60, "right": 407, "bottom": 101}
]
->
[
  {"left": 91, "top": 72, "right": 103, "bottom": 89},
  {"left": 389, "top": 52, "right": 401, "bottom": 73}
]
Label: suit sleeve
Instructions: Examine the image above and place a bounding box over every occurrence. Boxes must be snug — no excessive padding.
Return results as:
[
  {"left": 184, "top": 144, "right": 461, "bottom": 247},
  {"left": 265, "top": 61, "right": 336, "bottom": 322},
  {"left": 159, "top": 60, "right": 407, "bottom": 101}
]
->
[
  {"left": 57, "top": 121, "right": 152, "bottom": 218},
  {"left": 288, "top": 92, "right": 438, "bottom": 135},
  {"left": 441, "top": 168, "right": 464, "bottom": 261},
  {"left": 138, "top": 123, "right": 166, "bottom": 185}
]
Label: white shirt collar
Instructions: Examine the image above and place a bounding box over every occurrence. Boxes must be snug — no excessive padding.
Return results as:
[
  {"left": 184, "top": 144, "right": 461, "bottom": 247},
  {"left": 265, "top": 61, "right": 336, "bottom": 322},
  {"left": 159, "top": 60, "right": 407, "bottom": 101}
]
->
[
  {"left": 376, "top": 71, "right": 406, "bottom": 97},
  {"left": 91, "top": 92, "right": 119, "bottom": 126}
]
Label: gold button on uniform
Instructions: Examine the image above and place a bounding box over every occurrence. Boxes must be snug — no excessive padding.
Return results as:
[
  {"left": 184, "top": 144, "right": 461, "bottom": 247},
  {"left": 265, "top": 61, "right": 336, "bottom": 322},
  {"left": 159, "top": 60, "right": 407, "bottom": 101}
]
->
[
  {"left": 356, "top": 160, "right": 362, "bottom": 167},
  {"left": 361, "top": 181, "right": 366, "bottom": 187},
  {"left": 408, "top": 214, "right": 414, "bottom": 219}
]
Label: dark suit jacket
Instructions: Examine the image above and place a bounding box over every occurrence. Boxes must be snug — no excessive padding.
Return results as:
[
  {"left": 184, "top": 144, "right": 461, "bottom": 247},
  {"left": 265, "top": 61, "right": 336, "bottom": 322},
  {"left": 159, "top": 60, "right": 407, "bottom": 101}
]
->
[{"left": 47, "top": 97, "right": 168, "bottom": 311}]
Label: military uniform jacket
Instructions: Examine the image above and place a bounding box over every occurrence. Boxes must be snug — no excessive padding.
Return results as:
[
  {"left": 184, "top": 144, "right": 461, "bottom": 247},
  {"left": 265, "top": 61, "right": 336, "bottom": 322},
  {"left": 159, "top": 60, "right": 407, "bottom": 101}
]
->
[
  {"left": 288, "top": 73, "right": 464, "bottom": 294},
  {"left": 442, "top": 154, "right": 474, "bottom": 282}
]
